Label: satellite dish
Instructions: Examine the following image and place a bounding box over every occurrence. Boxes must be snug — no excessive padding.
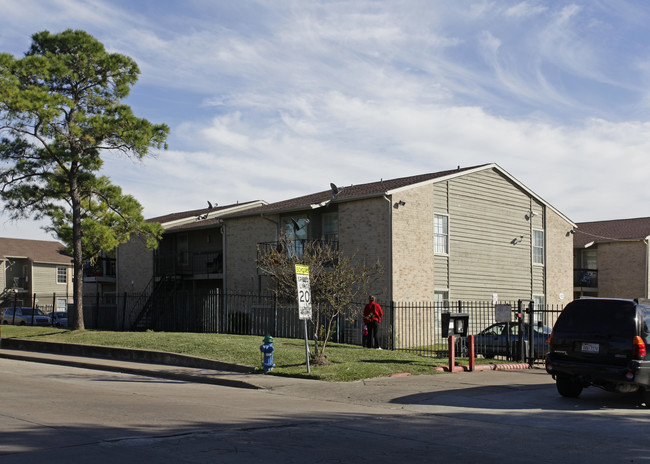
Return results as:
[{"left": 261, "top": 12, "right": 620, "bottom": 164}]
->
[
  {"left": 330, "top": 183, "right": 339, "bottom": 196},
  {"left": 291, "top": 218, "right": 310, "bottom": 232}
]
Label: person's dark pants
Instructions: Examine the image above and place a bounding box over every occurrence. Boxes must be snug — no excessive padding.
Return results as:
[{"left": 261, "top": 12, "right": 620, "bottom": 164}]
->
[{"left": 366, "top": 320, "right": 380, "bottom": 348}]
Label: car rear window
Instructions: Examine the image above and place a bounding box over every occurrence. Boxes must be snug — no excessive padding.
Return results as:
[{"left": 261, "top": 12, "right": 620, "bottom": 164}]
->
[{"left": 555, "top": 299, "right": 636, "bottom": 337}]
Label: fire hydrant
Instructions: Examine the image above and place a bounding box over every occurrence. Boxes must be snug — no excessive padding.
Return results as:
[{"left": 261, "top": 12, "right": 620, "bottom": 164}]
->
[{"left": 260, "top": 334, "right": 275, "bottom": 373}]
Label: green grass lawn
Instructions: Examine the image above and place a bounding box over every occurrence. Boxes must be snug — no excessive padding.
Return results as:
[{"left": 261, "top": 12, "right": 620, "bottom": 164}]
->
[{"left": 0, "top": 326, "right": 502, "bottom": 381}]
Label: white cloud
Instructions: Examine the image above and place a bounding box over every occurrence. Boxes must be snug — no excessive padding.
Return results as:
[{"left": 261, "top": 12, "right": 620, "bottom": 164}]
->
[
  {"left": 5, "top": 0, "right": 650, "bottom": 243},
  {"left": 505, "top": 1, "right": 547, "bottom": 18}
]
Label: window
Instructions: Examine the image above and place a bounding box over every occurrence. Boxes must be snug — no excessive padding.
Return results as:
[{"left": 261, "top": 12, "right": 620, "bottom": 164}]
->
[
  {"left": 281, "top": 217, "right": 309, "bottom": 258},
  {"left": 533, "top": 229, "right": 544, "bottom": 265},
  {"left": 177, "top": 234, "right": 188, "bottom": 265},
  {"left": 434, "top": 214, "right": 449, "bottom": 255},
  {"left": 533, "top": 295, "right": 545, "bottom": 325},
  {"left": 434, "top": 291, "right": 449, "bottom": 333},
  {"left": 322, "top": 212, "right": 338, "bottom": 242},
  {"left": 434, "top": 290, "right": 449, "bottom": 308},
  {"left": 57, "top": 266, "right": 67, "bottom": 284}
]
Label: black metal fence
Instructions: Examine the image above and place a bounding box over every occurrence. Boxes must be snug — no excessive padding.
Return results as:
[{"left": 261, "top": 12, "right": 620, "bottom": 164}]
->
[
  {"left": 11, "top": 291, "right": 564, "bottom": 362},
  {"left": 393, "top": 300, "right": 564, "bottom": 363}
]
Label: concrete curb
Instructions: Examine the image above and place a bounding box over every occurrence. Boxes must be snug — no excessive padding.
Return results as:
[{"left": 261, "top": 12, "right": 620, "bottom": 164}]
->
[
  {"left": 434, "top": 363, "right": 530, "bottom": 372},
  {"left": 0, "top": 338, "right": 256, "bottom": 373},
  {"left": 0, "top": 338, "right": 265, "bottom": 389}
]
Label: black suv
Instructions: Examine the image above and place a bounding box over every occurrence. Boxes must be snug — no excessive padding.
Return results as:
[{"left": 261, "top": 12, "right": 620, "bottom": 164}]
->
[{"left": 546, "top": 298, "right": 650, "bottom": 402}]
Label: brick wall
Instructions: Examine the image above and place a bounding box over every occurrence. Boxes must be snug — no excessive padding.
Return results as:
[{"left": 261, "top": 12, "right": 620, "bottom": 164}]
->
[
  {"left": 116, "top": 235, "right": 154, "bottom": 296},
  {"left": 545, "top": 208, "right": 574, "bottom": 305},
  {"left": 390, "top": 184, "right": 435, "bottom": 301},
  {"left": 598, "top": 241, "right": 647, "bottom": 299},
  {"left": 225, "top": 215, "right": 277, "bottom": 293},
  {"left": 338, "top": 197, "right": 391, "bottom": 302}
]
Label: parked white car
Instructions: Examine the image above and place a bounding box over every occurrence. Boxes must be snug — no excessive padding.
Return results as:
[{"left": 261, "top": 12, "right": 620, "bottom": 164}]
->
[{"left": 1, "top": 307, "right": 51, "bottom": 326}]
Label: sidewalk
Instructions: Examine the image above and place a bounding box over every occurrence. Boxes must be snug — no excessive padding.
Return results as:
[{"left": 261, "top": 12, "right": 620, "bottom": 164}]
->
[
  {"left": 0, "top": 338, "right": 291, "bottom": 390},
  {"left": 0, "top": 338, "right": 551, "bottom": 406}
]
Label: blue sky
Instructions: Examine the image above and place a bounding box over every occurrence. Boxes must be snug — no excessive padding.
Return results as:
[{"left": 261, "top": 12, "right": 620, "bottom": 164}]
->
[{"left": 2, "top": 0, "right": 650, "bottom": 241}]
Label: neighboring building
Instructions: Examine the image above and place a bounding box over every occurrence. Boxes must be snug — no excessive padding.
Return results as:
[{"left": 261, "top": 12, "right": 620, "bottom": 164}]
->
[
  {"left": 223, "top": 163, "right": 575, "bottom": 308},
  {"left": 0, "top": 237, "right": 73, "bottom": 312},
  {"left": 573, "top": 217, "right": 650, "bottom": 300}
]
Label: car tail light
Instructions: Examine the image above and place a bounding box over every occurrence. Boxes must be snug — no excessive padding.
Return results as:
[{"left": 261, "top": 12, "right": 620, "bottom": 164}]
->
[
  {"left": 633, "top": 336, "right": 646, "bottom": 358},
  {"left": 549, "top": 331, "right": 555, "bottom": 350}
]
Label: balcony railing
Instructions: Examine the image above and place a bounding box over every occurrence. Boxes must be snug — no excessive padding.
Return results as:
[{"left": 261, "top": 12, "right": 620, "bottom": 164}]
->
[
  {"left": 257, "top": 239, "right": 339, "bottom": 262},
  {"left": 84, "top": 258, "right": 116, "bottom": 279},
  {"left": 10, "top": 277, "right": 27, "bottom": 290},
  {"left": 155, "top": 251, "right": 223, "bottom": 277},
  {"left": 574, "top": 269, "right": 598, "bottom": 288}
]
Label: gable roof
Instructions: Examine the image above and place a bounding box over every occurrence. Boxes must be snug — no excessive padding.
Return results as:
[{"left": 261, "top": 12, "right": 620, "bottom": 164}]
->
[
  {"left": 223, "top": 163, "right": 574, "bottom": 225},
  {"left": 0, "top": 237, "right": 71, "bottom": 265},
  {"left": 574, "top": 217, "right": 650, "bottom": 248}
]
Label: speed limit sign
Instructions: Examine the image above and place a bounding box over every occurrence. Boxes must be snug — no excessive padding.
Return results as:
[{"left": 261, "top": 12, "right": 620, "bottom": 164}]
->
[{"left": 295, "top": 264, "right": 312, "bottom": 320}]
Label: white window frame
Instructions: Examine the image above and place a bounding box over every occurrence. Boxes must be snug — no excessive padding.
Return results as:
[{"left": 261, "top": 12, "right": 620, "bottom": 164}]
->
[
  {"left": 533, "top": 229, "right": 544, "bottom": 265},
  {"left": 56, "top": 266, "right": 67, "bottom": 284},
  {"left": 434, "top": 214, "right": 449, "bottom": 255},
  {"left": 434, "top": 290, "right": 449, "bottom": 308},
  {"left": 532, "top": 295, "right": 545, "bottom": 325},
  {"left": 434, "top": 290, "right": 449, "bottom": 333}
]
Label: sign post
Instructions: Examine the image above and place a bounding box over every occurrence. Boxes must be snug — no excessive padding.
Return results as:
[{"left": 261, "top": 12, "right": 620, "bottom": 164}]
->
[{"left": 295, "top": 264, "right": 312, "bottom": 373}]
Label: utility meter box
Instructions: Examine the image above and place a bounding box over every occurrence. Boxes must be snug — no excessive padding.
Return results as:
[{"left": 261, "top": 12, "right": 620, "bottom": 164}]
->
[{"left": 441, "top": 312, "right": 469, "bottom": 337}]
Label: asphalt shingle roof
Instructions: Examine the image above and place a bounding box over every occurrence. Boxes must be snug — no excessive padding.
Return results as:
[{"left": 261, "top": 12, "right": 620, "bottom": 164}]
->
[
  {"left": 148, "top": 200, "right": 261, "bottom": 224},
  {"left": 226, "top": 164, "right": 490, "bottom": 217},
  {"left": 574, "top": 217, "right": 650, "bottom": 248},
  {"left": 0, "top": 237, "right": 71, "bottom": 265}
]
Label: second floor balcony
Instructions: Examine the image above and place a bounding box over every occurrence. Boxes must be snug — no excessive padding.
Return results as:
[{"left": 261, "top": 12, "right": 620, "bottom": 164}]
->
[
  {"left": 155, "top": 251, "right": 223, "bottom": 278},
  {"left": 574, "top": 268, "right": 598, "bottom": 288},
  {"left": 84, "top": 258, "right": 116, "bottom": 282}
]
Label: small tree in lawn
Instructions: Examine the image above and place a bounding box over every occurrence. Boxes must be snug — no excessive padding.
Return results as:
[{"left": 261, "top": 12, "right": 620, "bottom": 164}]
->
[
  {"left": 0, "top": 30, "right": 168, "bottom": 329},
  {"left": 257, "top": 235, "right": 383, "bottom": 364}
]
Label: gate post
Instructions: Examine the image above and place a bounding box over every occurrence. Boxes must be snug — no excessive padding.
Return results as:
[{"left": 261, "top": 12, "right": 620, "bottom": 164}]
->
[
  {"left": 468, "top": 335, "right": 475, "bottom": 371},
  {"left": 391, "top": 301, "right": 395, "bottom": 351},
  {"left": 528, "top": 301, "right": 535, "bottom": 365},
  {"left": 448, "top": 335, "right": 455, "bottom": 372}
]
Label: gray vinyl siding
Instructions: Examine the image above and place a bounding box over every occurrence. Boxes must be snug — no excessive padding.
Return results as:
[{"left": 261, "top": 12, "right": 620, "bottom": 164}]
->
[
  {"left": 435, "top": 168, "right": 544, "bottom": 301},
  {"left": 32, "top": 264, "right": 69, "bottom": 295},
  {"left": 434, "top": 255, "right": 449, "bottom": 289}
]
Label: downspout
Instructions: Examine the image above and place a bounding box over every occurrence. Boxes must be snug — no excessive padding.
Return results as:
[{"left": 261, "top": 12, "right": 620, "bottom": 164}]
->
[
  {"left": 383, "top": 194, "right": 393, "bottom": 303},
  {"left": 221, "top": 223, "right": 227, "bottom": 293},
  {"left": 529, "top": 201, "right": 534, "bottom": 301},
  {"left": 543, "top": 206, "right": 547, "bottom": 304},
  {"left": 643, "top": 235, "right": 650, "bottom": 298}
]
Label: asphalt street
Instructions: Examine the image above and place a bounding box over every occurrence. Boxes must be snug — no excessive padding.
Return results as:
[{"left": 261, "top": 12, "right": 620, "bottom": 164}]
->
[{"left": 2, "top": 350, "right": 650, "bottom": 463}]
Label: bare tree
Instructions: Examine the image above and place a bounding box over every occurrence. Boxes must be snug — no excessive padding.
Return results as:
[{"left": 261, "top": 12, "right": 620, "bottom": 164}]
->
[{"left": 257, "top": 236, "right": 383, "bottom": 364}]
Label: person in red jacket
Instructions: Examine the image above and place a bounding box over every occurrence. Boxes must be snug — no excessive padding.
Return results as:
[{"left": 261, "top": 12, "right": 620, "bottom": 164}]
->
[{"left": 363, "top": 295, "right": 383, "bottom": 349}]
